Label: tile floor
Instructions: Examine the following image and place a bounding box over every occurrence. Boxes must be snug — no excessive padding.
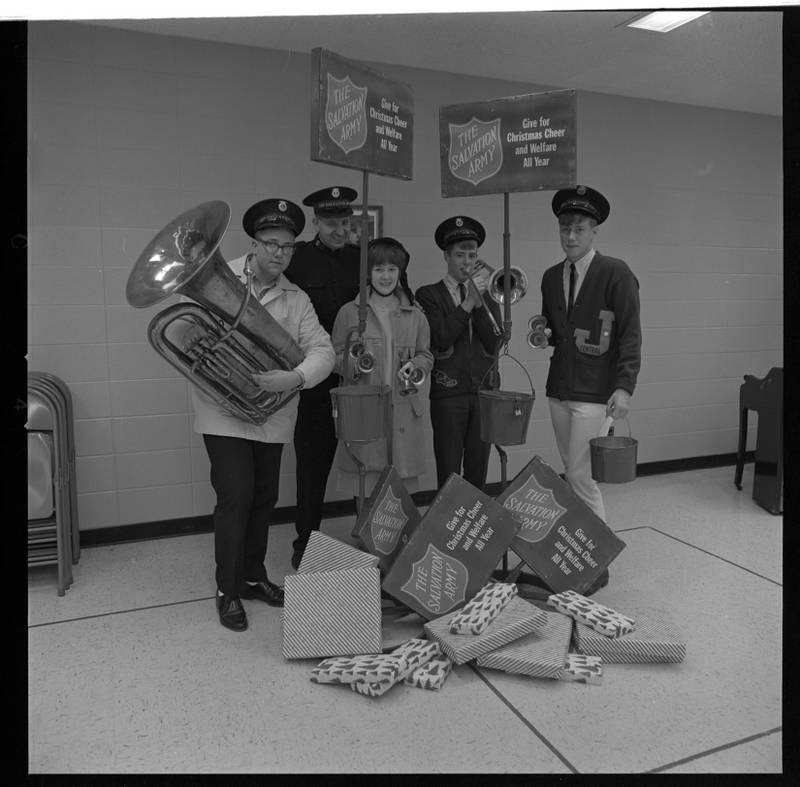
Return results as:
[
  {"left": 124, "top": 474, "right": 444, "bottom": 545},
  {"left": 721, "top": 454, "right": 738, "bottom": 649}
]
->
[{"left": 28, "top": 464, "right": 782, "bottom": 774}]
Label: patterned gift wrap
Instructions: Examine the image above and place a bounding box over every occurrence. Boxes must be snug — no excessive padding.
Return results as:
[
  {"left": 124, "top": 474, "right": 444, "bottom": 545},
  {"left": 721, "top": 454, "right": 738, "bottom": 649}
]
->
[
  {"left": 547, "top": 589, "right": 635, "bottom": 638},
  {"left": 475, "top": 608, "right": 573, "bottom": 678},
  {"left": 310, "top": 653, "right": 407, "bottom": 685},
  {"left": 404, "top": 657, "right": 454, "bottom": 691},
  {"left": 297, "top": 530, "right": 379, "bottom": 574},
  {"left": 424, "top": 596, "right": 548, "bottom": 665},
  {"left": 559, "top": 653, "right": 603, "bottom": 684},
  {"left": 350, "top": 638, "right": 441, "bottom": 697},
  {"left": 572, "top": 609, "right": 686, "bottom": 663},
  {"left": 282, "top": 567, "right": 382, "bottom": 659},
  {"left": 448, "top": 582, "right": 518, "bottom": 635}
]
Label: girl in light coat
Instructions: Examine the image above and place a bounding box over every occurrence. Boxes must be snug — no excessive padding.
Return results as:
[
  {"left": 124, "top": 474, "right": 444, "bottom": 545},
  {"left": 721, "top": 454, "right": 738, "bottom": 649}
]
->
[{"left": 330, "top": 237, "right": 433, "bottom": 498}]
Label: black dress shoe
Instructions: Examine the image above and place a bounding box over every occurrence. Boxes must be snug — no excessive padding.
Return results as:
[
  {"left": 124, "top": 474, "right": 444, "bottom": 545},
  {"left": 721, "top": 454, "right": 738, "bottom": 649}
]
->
[
  {"left": 240, "top": 580, "right": 285, "bottom": 607},
  {"left": 216, "top": 594, "right": 248, "bottom": 631},
  {"left": 291, "top": 551, "right": 303, "bottom": 571}
]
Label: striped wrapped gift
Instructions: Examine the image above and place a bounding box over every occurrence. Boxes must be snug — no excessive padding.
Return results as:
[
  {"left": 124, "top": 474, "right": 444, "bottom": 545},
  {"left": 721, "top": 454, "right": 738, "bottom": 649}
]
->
[
  {"left": 424, "top": 596, "right": 547, "bottom": 665},
  {"left": 282, "top": 566, "right": 382, "bottom": 659},
  {"left": 404, "top": 657, "right": 454, "bottom": 691},
  {"left": 350, "top": 638, "right": 442, "bottom": 697},
  {"left": 297, "top": 530, "right": 379, "bottom": 574},
  {"left": 448, "top": 581, "right": 518, "bottom": 635},
  {"left": 559, "top": 653, "right": 603, "bottom": 684},
  {"left": 475, "top": 608, "right": 573, "bottom": 678},
  {"left": 311, "top": 653, "right": 407, "bottom": 685},
  {"left": 547, "top": 589, "right": 635, "bottom": 638},
  {"left": 572, "top": 608, "right": 686, "bottom": 664}
]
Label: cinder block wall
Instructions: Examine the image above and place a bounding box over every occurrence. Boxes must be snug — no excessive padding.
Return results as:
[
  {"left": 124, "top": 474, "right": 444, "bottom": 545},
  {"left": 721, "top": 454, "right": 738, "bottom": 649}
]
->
[{"left": 27, "top": 21, "right": 783, "bottom": 531}]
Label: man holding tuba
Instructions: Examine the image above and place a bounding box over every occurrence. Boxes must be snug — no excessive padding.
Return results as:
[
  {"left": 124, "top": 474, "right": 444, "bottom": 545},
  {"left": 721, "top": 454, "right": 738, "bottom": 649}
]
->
[
  {"left": 415, "top": 216, "right": 503, "bottom": 492},
  {"left": 184, "top": 198, "right": 334, "bottom": 632}
]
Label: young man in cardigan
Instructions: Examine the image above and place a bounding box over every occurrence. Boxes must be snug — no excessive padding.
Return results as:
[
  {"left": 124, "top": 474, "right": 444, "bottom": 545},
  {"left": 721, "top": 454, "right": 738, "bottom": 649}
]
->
[
  {"left": 415, "top": 216, "right": 503, "bottom": 492},
  {"left": 538, "top": 186, "right": 642, "bottom": 591}
]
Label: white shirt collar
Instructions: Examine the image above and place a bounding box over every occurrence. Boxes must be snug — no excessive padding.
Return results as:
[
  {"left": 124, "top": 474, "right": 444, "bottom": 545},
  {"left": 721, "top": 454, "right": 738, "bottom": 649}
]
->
[{"left": 564, "top": 247, "right": 596, "bottom": 276}]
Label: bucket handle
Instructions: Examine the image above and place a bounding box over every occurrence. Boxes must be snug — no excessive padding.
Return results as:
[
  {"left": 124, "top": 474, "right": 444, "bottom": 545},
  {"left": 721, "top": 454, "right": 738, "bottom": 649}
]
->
[
  {"left": 598, "top": 416, "right": 632, "bottom": 438},
  {"left": 478, "top": 348, "right": 534, "bottom": 397}
]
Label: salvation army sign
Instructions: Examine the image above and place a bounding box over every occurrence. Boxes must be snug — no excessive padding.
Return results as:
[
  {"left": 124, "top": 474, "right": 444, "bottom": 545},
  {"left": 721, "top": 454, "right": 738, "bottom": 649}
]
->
[
  {"left": 311, "top": 48, "right": 413, "bottom": 180},
  {"left": 439, "top": 89, "right": 576, "bottom": 197}
]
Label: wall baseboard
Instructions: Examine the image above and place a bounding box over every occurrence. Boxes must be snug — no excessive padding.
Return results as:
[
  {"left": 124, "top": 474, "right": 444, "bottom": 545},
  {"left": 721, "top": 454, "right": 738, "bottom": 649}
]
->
[{"left": 79, "top": 451, "right": 754, "bottom": 548}]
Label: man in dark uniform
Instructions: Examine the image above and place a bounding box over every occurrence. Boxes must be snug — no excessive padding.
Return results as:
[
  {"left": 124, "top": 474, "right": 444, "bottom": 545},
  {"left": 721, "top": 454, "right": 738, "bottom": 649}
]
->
[
  {"left": 415, "top": 216, "right": 503, "bottom": 492},
  {"left": 284, "top": 186, "right": 361, "bottom": 569}
]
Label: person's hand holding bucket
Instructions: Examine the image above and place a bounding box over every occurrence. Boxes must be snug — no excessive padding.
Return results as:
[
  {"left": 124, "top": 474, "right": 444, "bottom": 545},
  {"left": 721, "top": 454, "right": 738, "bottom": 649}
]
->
[{"left": 606, "top": 388, "right": 631, "bottom": 420}]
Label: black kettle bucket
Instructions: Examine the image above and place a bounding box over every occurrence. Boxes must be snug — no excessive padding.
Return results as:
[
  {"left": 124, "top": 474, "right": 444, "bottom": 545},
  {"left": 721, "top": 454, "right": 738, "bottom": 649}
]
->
[
  {"left": 590, "top": 417, "right": 638, "bottom": 483},
  {"left": 478, "top": 353, "right": 535, "bottom": 446}
]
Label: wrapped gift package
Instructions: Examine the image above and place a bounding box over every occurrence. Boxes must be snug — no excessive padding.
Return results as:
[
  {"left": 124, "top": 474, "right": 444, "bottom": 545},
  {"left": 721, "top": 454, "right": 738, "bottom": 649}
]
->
[
  {"left": 547, "top": 589, "right": 636, "bottom": 638},
  {"left": 282, "top": 566, "right": 382, "bottom": 659},
  {"left": 297, "top": 530, "right": 379, "bottom": 574},
  {"left": 448, "top": 581, "right": 518, "bottom": 635},
  {"left": 559, "top": 653, "right": 603, "bottom": 684},
  {"left": 495, "top": 456, "right": 626, "bottom": 595},
  {"left": 350, "top": 638, "right": 441, "bottom": 697},
  {"left": 475, "top": 608, "right": 573, "bottom": 678},
  {"left": 353, "top": 465, "right": 422, "bottom": 574},
  {"left": 382, "top": 473, "right": 522, "bottom": 620},
  {"left": 424, "top": 596, "right": 547, "bottom": 665},
  {"left": 572, "top": 608, "right": 686, "bottom": 663},
  {"left": 311, "top": 653, "right": 406, "bottom": 685},
  {"left": 404, "top": 657, "right": 454, "bottom": 691}
]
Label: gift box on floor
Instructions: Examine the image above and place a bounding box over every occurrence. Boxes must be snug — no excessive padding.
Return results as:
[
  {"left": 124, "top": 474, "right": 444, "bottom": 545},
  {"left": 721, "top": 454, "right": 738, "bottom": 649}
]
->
[
  {"left": 311, "top": 653, "right": 406, "bottom": 685},
  {"left": 547, "top": 589, "right": 636, "bottom": 638},
  {"left": 475, "top": 608, "right": 573, "bottom": 678},
  {"left": 282, "top": 566, "right": 382, "bottom": 659},
  {"left": 352, "top": 465, "right": 422, "bottom": 575},
  {"left": 350, "top": 638, "right": 442, "bottom": 697},
  {"left": 297, "top": 530, "right": 379, "bottom": 574},
  {"left": 424, "top": 596, "right": 547, "bottom": 665},
  {"left": 404, "top": 656, "right": 454, "bottom": 691},
  {"left": 448, "top": 581, "right": 518, "bottom": 635},
  {"left": 572, "top": 608, "right": 686, "bottom": 663},
  {"left": 382, "top": 473, "right": 521, "bottom": 620},
  {"left": 559, "top": 653, "right": 603, "bottom": 684},
  {"left": 494, "top": 456, "right": 626, "bottom": 595}
]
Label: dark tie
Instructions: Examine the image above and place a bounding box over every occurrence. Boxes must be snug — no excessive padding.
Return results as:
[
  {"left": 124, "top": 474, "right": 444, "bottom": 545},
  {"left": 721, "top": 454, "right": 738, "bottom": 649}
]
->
[
  {"left": 458, "top": 282, "right": 467, "bottom": 304},
  {"left": 567, "top": 263, "right": 576, "bottom": 318}
]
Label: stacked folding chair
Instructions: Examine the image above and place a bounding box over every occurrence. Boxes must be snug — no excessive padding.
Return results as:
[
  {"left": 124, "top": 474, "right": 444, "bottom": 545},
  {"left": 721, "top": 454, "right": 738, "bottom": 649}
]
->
[{"left": 27, "top": 372, "right": 79, "bottom": 595}]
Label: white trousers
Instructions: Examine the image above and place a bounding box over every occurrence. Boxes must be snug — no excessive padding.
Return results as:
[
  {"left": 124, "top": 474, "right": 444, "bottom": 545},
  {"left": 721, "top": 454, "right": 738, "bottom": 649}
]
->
[{"left": 548, "top": 398, "right": 607, "bottom": 522}]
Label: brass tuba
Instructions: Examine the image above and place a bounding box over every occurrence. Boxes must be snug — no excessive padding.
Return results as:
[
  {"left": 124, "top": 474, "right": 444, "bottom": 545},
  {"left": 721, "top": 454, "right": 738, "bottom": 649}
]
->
[{"left": 125, "top": 201, "right": 305, "bottom": 425}]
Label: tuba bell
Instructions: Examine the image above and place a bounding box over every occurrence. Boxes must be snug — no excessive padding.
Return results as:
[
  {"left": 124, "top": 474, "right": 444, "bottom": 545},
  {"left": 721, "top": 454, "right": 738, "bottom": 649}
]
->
[{"left": 125, "top": 201, "right": 305, "bottom": 425}]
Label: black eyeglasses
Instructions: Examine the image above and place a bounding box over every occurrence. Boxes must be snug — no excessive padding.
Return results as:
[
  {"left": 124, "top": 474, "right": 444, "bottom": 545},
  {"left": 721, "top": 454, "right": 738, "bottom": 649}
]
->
[{"left": 256, "top": 239, "right": 296, "bottom": 256}]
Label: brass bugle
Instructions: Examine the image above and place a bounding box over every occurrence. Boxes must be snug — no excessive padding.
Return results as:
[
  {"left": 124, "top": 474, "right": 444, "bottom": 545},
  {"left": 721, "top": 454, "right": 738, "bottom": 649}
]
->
[
  {"left": 527, "top": 314, "right": 549, "bottom": 349},
  {"left": 466, "top": 260, "right": 529, "bottom": 337},
  {"left": 397, "top": 363, "right": 426, "bottom": 396}
]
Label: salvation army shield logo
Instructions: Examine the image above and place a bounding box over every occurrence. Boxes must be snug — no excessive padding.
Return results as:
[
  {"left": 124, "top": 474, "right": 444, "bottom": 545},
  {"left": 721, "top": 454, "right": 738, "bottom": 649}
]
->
[
  {"left": 448, "top": 117, "right": 503, "bottom": 186},
  {"left": 501, "top": 473, "right": 567, "bottom": 544},
  {"left": 370, "top": 486, "right": 408, "bottom": 556},
  {"left": 400, "top": 544, "right": 468, "bottom": 616},
  {"left": 325, "top": 73, "right": 368, "bottom": 154}
]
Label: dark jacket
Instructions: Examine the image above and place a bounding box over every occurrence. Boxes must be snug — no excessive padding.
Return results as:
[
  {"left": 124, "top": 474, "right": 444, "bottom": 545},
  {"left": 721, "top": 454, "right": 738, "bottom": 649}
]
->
[
  {"left": 284, "top": 236, "right": 361, "bottom": 392},
  {"left": 541, "top": 251, "right": 641, "bottom": 403},
  {"left": 415, "top": 280, "right": 502, "bottom": 399}
]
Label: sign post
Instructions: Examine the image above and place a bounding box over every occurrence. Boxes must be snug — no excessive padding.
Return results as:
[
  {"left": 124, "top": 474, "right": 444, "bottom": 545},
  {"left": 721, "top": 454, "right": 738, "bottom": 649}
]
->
[{"left": 310, "top": 47, "right": 414, "bottom": 506}]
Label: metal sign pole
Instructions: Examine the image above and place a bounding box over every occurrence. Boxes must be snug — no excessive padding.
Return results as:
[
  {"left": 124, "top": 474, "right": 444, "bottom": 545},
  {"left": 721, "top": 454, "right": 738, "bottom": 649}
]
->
[{"left": 357, "top": 169, "right": 370, "bottom": 338}]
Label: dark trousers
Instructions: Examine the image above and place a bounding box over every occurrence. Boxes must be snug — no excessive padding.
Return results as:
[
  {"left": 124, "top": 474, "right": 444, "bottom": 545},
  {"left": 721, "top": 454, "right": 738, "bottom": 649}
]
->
[
  {"left": 203, "top": 434, "right": 283, "bottom": 597},
  {"left": 292, "top": 381, "right": 338, "bottom": 554},
  {"left": 430, "top": 393, "right": 491, "bottom": 491}
]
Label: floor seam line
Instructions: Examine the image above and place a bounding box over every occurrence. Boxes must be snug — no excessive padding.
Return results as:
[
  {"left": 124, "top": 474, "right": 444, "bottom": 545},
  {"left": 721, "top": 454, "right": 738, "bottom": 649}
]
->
[
  {"left": 469, "top": 664, "right": 579, "bottom": 774},
  {"left": 644, "top": 726, "right": 782, "bottom": 773},
  {"left": 28, "top": 596, "right": 217, "bottom": 628},
  {"left": 646, "top": 527, "right": 782, "bottom": 586}
]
